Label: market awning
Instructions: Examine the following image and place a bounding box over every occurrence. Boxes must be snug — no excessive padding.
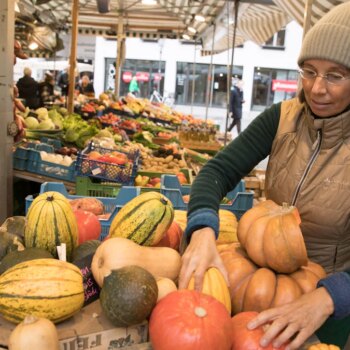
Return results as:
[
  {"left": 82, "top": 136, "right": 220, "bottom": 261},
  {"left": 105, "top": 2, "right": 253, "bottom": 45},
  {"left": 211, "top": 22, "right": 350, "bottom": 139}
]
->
[
  {"left": 200, "top": 0, "right": 348, "bottom": 56},
  {"left": 201, "top": 1, "right": 290, "bottom": 56},
  {"left": 15, "top": 0, "right": 226, "bottom": 54}
]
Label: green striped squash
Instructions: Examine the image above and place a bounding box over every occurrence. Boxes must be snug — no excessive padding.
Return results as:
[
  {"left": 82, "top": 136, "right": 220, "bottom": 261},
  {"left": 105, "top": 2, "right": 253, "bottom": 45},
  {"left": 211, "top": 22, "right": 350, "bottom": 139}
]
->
[
  {"left": 0, "top": 258, "right": 84, "bottom": 323},
  {"left": 108, "top": 191, "right": 174, "bottom": 246},
  {"left": 25, "top": 191, "right": 78, "bottom": 261}
]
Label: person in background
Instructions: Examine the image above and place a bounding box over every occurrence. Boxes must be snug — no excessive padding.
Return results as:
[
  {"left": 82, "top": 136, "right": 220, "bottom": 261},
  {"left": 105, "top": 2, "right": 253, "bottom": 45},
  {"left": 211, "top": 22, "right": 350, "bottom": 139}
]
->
[
  {"left": 129, "top": 76, "right": 140, "bottom": 96},
  {"left": 16, "top": 67, "right": 40, "bottom": 109},
  {"left": 57, "top": 67, "right": 69, "bottom": 96},
  {"left": 227, "top": 79, "right": 244, "bottom": 134},
  {"left": 76, "top": 74, "right": 95, "bottom": 98},
  {"left": 179, "top": 2, "right": 350, "bottom": 349},
  {"left": 38, "top": 71, "right": 55, "bottom": 106}
]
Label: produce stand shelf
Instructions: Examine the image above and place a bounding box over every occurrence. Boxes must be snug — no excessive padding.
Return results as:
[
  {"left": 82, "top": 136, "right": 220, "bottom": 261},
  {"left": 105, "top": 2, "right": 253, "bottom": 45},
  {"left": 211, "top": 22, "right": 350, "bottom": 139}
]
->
[{"left": 13, "top": 169, "right": 75, "bottom": 191}]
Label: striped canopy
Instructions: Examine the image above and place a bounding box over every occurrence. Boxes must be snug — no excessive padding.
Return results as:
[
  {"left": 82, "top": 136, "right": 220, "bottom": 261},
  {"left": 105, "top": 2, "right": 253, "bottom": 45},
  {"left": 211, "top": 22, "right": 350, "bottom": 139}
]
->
[{"left": 201, "top": 0, "right": 348, "bottom": 56}]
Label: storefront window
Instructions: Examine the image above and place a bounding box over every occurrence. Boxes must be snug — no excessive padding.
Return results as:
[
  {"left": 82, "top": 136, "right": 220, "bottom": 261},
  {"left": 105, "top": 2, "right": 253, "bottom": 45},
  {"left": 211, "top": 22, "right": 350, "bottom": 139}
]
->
[
  {"left": 175, "top": 62, "right": 243, "bottom": 107},
  {"left": 104, "top": 58, "right": 165, "bottom": 98},
  {"left": 251, "top": 67, "right": 298, "bottom": 111}
]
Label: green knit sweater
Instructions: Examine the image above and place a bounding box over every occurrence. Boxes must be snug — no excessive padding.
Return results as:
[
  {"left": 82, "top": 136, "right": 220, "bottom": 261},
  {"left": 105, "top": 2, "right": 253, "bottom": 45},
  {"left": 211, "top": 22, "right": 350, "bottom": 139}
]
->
[{"left": 186, "top": 102, "right": 281, "bottom": 237}]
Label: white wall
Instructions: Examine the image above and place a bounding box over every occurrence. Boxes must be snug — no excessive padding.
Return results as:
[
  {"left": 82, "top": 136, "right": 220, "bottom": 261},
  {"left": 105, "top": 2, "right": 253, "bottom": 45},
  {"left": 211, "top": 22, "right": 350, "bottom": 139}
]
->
[{"left": 93, "top": 21, "right": 303, "bottom": 133}]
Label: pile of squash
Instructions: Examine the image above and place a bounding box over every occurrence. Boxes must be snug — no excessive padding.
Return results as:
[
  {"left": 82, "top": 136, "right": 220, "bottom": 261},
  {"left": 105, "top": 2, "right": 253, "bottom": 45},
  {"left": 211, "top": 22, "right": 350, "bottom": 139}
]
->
[{"left": 0, "top": 190, "right": 333, "bottom": 350}]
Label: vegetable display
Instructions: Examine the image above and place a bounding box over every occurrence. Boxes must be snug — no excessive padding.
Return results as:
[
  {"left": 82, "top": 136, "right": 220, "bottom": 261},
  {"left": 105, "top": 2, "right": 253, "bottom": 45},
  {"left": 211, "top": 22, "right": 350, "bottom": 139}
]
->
[{"left": 219, "top": 244, "right": 326, "bottom": 314}]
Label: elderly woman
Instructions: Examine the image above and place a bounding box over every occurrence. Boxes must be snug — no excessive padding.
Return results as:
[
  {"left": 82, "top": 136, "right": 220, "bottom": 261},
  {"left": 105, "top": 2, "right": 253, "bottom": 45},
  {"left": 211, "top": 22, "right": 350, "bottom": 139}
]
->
[{"left": 179, "top": 2, "right": 350, "bottom": 349}]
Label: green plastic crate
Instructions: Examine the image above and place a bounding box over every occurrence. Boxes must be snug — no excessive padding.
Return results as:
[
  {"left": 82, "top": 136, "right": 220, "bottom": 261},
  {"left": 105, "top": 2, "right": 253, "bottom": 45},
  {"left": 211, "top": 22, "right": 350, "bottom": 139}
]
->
[{"left": 76, "top": 176, "right": 121, "bottom": 197}]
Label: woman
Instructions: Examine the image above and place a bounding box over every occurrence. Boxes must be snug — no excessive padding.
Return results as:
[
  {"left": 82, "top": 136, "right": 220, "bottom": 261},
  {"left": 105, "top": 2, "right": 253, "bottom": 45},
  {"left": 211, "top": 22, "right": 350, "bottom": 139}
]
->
[{"left": 179, "top": 3, "right": 350, "bottom": 349}]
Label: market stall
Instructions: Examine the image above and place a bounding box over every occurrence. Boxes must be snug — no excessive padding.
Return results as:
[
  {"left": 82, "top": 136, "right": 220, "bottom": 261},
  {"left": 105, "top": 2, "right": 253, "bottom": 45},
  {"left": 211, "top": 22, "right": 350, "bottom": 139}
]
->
[{"left": 1, "top": 1, "right": 349, "bottom": 349}]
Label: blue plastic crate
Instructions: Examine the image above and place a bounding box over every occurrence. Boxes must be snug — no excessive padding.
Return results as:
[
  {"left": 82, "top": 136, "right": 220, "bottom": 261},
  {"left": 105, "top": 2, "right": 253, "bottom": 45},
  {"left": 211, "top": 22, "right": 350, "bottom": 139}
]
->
[
  {"left": 40, "top": 137, "right": 62, "bottom": 150},
  {"left": 25, "top": 182, "right": 140, "bottom": 240},
  {"left": 26, "top": 149, "right": 76, "bottom": 182},
  {"left": 75, "top": 142, "right": 140, "bottom": 185},
  {"left": 160, "top": 175, "right": 253, "bottom": 219}
]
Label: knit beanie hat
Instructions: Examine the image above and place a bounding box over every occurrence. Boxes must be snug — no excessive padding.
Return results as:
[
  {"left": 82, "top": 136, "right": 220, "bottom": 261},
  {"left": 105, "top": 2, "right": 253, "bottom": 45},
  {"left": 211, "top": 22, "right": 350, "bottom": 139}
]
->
[{"left": 298, "top": 2, "right": 350, "bottom": 69}]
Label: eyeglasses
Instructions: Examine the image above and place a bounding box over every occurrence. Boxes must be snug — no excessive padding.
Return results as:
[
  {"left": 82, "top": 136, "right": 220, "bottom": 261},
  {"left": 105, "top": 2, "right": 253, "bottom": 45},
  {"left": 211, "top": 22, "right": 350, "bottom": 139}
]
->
[{"left": 299, "top": 68, "right": 350, "bottom": 85}]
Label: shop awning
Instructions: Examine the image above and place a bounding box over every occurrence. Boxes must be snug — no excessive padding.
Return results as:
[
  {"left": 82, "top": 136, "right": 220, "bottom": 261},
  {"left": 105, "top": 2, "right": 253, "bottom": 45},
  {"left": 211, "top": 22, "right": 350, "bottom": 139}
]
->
[
  {"left": 200, "top": 0, "right": 348, "bottom": 56},
  {"left": 15, "top": 0, "right": 226, "bottom": 54}
]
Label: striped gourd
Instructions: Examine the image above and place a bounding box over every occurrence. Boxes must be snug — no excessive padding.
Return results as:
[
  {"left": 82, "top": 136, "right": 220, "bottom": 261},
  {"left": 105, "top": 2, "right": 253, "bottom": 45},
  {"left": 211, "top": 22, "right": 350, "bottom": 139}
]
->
[
  {"left": 109, "top": 191, "right": 174, "bottom": 246},
  {"left": 25, "top": 191, "right": 78, "bottom": 261},
  {"left": 0, "top": 258, "right": 84, "bottom": 323}
]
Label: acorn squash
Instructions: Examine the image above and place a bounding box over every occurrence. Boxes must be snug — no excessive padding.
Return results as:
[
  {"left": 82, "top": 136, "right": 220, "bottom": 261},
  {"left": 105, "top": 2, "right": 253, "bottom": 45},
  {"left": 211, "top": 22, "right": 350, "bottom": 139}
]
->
[{"left": 100, "top": 265, "right": 158, "bottom": 327}]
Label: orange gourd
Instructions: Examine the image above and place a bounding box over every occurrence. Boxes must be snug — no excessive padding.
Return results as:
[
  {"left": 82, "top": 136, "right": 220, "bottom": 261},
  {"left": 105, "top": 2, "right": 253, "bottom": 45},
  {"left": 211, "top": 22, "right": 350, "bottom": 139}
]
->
[
  {"left": 219, "top": 244, "right": 326, "bottom": 315},
  {"left": 187, "top": 267, "right": 231, "bottom": 314},
  {"left": 237, "top": 200, "right": 307, "bottom": 273}
]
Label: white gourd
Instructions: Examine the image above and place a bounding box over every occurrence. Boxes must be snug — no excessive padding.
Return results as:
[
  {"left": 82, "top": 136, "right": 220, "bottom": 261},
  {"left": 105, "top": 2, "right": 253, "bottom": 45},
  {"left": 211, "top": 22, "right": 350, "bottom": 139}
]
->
[{"left": 8, "top": 315, "right": 60, "bottom": 350}]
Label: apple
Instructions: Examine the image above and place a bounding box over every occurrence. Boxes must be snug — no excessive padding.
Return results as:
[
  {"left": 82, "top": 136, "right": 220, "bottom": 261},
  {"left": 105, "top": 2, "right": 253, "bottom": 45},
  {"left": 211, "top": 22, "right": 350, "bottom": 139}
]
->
[
  {"left": 176, "top": 173, "right": 188, "bottom": 185},
  {"left": 149, "top": 177, "right": 161, "bottom": 186},
  {"left": 74, "top": 209, "right": 102, "bottom": 244}
]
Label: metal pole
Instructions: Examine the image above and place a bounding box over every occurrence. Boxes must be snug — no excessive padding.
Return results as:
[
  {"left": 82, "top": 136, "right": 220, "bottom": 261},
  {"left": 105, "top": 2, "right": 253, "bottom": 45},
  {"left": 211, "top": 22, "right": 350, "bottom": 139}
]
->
[
  {"left": 205, "top": 22, "right": 216, "bottom": 122},
  {"left": 67, "top": 0, "right": 79, "bottom": 114},
  {"left": 190, "top": 41, "right": 197, "bottom": 115},
  {"left": 224, "top": 0, "right": 240, "bottom": 145},
  {"left": 114, "top": 14, "right": 124, "bottom": 96},
  {"left": 303, "top": 0, "right": 314, "bottom": 38},
  {"left": 0, "top": 0, "right": 15, "bottom": 221}
]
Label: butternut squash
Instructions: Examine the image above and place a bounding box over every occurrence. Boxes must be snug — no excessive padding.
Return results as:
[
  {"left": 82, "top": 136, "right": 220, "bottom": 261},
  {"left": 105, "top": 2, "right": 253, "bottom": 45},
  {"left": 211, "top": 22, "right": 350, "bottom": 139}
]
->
[
  {"left": 156, "top": 277, "right": 177, "bottom": 302},
  {"left": 91, "top": 237, "right": 181, "bottom": 286},
  {"left": 8, "top": 315, "right": 59, "bottom": 350}
]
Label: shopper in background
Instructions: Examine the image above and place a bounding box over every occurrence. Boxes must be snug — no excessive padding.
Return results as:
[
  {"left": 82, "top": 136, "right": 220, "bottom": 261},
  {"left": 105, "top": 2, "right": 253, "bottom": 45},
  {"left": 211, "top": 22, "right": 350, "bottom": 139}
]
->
[
  {"left": 16, "top": 67, "right": 40, "bottom": 109},
  {"left": 129, "top": 76, "right": 140, "bottom": 96},
  {"left": 179, "top": 3, "right": 350, "bottom": 350},
  {"left": 76, "top": 74, "right": 95, "bottom": 98},
  {"left": 227, "top": 79, "right": 244, "bottom": 134},
  {"left": 38, "top": 71, "right": 55, "bottom": 106},
  {"left": 57, "top": 67, "right": 69, "bottom": 96}
]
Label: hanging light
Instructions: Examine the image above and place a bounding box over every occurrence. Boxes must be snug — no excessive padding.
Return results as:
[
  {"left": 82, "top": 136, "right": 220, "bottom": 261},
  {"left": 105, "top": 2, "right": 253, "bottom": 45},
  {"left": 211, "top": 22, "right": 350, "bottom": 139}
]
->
[
  {"left": 194, "top": 14, "right": 205, "bottom": 22},
  {"left": 188, "top": 26, "right": 197, "bottom": 34},
  {"left": 141, "top": 0, "right": 157, "bottom": 5},
  {"left": 182, "top": 33, "right": 191, "bottom": 40},
  {"left": 28, "top": 41, "right": 39, "bottom": 50}
]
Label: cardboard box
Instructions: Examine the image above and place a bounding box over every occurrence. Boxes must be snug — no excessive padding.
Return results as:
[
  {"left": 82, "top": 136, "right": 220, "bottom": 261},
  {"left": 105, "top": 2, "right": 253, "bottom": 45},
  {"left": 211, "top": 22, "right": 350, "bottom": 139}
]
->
[{"left": 0, "top": 300, "right": 148, "bottom": 350}]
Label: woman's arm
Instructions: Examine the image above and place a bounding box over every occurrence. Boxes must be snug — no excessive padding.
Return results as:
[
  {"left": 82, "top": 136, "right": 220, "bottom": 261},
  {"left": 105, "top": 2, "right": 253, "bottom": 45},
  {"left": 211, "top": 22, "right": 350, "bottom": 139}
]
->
[{"left": 178, "top": 102, "right": 281, "bottom": 290}]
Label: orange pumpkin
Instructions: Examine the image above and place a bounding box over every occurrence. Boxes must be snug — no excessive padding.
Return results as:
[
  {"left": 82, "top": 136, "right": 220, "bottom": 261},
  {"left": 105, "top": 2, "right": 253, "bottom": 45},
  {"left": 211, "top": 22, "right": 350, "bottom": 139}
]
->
[
  {"left": 154, "top": 220, "right": 183, "bottom": 251},
  {"left": 237, "top": 200, "right": 307, "bottom": 273},
  {"left": 218, "top": 244, "right": 326, "bottom": 315},
  {"left": 187, "top": 267, "right": 231, "bottom": 314}
]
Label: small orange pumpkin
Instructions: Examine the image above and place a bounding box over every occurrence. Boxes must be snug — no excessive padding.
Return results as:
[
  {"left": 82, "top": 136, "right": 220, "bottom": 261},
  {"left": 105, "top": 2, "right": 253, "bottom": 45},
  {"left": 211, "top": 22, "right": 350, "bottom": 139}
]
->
[
  {"left": 187, "top": 267, "right": 231, "bottom": 314},
  {"left": 219, "top": 244, "right": 326, "bottom": 315},
  {"left": 237, "top": 200, "right": 307, "bottom": 273}
]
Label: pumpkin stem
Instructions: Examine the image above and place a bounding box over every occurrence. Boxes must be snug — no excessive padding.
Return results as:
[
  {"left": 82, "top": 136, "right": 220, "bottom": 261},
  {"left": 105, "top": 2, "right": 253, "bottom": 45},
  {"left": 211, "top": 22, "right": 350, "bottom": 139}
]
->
[
  {"left": 23, "top": 315, "right": 39, "bottom": 325},
  {"left": 46, "top": 195, "right": 55, "bottom": 202},
  {"left": 194, "top": 307, "right": 207, "bottom": 318},
  {"left": 160, "top": 197, "right": 168, "bottom": 205},
  {"left": 282, "top": 202, "right": 289, "bottom": 211}
]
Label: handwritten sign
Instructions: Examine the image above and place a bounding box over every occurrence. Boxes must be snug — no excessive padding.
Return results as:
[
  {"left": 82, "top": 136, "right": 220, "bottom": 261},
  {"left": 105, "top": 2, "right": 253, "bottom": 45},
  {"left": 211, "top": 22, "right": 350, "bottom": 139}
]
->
[{"left": 73, "top": 253, "right": 100, "bottom": 306}]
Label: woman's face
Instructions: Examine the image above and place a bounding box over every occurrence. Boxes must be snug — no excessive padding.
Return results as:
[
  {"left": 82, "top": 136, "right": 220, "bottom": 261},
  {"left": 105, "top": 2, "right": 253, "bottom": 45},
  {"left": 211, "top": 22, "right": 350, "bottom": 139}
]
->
[{"left": 301, "top": 59, "right": 350, "bottom": 117}]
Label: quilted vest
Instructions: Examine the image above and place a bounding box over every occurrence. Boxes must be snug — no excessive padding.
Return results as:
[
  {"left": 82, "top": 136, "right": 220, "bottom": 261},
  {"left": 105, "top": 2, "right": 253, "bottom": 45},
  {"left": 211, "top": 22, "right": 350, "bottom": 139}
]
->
[{"left": 265, "top": 98, "right": 350, "bottom": 274}]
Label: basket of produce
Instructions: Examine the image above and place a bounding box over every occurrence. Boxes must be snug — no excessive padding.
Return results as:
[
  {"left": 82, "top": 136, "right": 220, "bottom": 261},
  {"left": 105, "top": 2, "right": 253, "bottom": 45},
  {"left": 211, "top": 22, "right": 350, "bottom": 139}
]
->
[{"left": 75, "top": 142, "right": 140, "bottom": 185}]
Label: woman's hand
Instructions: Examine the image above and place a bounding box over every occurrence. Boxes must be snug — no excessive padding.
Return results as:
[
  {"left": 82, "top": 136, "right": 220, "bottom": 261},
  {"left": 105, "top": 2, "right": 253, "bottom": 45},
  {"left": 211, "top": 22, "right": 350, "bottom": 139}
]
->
[
  {"left": 247, "top": 287, "right": 335, "bottom": 350},
  {"left": 178, "top": 227, "right": 229, "bottom": 291}
]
